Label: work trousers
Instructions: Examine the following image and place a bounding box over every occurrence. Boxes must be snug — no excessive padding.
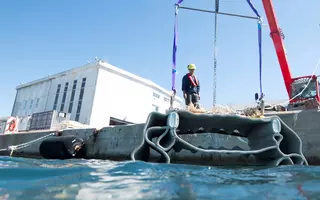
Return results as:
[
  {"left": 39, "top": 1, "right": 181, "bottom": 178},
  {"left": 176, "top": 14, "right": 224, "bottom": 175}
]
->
[{"left": 185, "top": 93, "right": 200, "bottom": 108}]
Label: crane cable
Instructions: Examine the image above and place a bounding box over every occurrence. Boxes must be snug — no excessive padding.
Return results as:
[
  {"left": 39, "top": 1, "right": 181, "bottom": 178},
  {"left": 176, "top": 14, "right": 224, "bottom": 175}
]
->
[
  {"left": 170, "top": 0, "right": 263, "bottom": 109},
  {"left": 213, "top": 0, "right": 262, "bottom": 106},
  {"left": 246, "top": 0, "right": 319, "bottom": 107},
  {"left": 213, "top": 0, "right": 219, "bottom": 107}
]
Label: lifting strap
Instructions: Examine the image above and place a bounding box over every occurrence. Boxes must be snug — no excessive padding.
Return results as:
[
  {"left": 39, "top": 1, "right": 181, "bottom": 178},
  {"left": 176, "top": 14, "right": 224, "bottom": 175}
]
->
[
  {"left": 170, "top": 0, "right": 184, "bottom": 109},
  {"left": 170, "top": 0, "right": 263, "bottom": 109},
  {"left": 246, "top": 0, "right": 263, "bottom": 97},
  {"left": 171, "top": 0, "right": 184, "bottom": 94}
]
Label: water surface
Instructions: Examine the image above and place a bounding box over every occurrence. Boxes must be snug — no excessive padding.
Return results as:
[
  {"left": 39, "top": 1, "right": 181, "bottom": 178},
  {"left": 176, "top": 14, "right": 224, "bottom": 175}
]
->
[{"left": 0, "top": 157, "right": 319, "bottom": 200}]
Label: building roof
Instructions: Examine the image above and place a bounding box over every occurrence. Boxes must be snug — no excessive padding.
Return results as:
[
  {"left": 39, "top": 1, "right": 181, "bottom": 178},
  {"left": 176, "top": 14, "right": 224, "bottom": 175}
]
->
[
  {"left": 16, "top": 60, "right": 183, "bottom": 103},
  {"left": 16, "top": 62, "right": 98, "bottom": 90},
  {"left": 98, "top": 60, "right": 182, "bottom": 101}
]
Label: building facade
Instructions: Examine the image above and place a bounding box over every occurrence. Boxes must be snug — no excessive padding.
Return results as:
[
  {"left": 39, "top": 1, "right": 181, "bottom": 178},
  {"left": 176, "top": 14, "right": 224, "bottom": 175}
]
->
[{"left": 11, "top": 60, "right": 183, "bottom": 128}]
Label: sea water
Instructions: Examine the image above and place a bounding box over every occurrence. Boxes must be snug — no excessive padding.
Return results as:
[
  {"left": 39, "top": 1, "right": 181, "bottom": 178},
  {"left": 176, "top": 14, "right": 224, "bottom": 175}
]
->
[{"left": 0, "top": 156, "right": 319, "bottom": 200}]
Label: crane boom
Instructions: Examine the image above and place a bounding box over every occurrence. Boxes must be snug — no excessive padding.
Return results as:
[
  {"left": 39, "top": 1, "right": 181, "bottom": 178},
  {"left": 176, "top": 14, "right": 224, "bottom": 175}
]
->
[{"left": 262, "top": 0, "right": 292, "bottom": 97}]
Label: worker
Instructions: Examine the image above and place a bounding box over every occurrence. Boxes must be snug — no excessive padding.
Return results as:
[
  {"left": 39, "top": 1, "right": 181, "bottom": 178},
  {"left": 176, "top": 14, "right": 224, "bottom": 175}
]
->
[{"left": 182, "top": 64, "right": 200, "bottom": 108}]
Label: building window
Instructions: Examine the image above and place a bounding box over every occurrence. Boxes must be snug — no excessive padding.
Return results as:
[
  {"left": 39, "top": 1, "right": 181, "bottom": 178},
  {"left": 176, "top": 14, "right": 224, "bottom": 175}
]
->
[
  {"left": 153, "top": 92, "right": 160, "bottom": 99},
  {"left": 35, "top": 98, "right": 40, "bottom": 109},
  {"left": 53, "top": 84, "right": 61, "bottom": 110},
  {"left": 60, "top": 82, "right": 69, "bottom": 112},
  {"left": 75, "top": 101, "right": 82, "bottom": 122},
  {"left": 152, "top": 104, "right": 159, "bottom": 112},
  {"left": 68, "top": 80, "right": 77, "bottom": 113},
  {"left": 23, "top": 100, "right": 27, "bottom": 110},
  {"left": 29, "top": 99, "right": 33, "bottom": 110},
  {"left": 14, "top": 102, "right": 20, "bottom": 115},
  {"left": 75, "top": 78, "right": 86, "bottom": 121},
  {"left": 164, "top": 97, "right": 170, "bottom": 102}
]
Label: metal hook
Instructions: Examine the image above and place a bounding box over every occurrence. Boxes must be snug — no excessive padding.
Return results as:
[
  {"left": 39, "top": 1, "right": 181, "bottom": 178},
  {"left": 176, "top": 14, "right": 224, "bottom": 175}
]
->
[{"left": 175, "top": 4, "right": 180, "bottom": 15}]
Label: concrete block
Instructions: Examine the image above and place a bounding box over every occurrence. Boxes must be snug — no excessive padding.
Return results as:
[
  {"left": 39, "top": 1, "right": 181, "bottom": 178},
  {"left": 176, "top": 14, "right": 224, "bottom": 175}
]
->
[{"left": 131, "top": 110, "right": 308, "bottom": 166}]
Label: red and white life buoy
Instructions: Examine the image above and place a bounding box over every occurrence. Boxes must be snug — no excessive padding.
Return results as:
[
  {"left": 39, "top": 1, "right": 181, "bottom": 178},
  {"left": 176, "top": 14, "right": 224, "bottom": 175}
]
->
[{"left": 5, "top": 117, "right": 17, "bottom": 134}]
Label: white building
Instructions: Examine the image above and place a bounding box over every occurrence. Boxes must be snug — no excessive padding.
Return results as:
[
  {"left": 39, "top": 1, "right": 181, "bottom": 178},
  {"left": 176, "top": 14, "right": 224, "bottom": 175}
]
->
[{"left": 11, "top": 60, "right": 183, "bottom": 128}]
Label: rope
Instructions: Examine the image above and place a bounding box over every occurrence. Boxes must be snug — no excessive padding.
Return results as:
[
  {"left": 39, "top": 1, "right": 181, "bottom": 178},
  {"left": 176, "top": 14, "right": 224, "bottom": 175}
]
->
[
  {"left": 213, "top": 0, "right": 219, "bottom": 107},
  {"left": 0, "top": 129, "right": 100, "bottom": 157},
  {"left": 0, "top": 132, "right": 56, "bottom": 156},
  {"left": 275, "top": 58, "right": 320, "bottom": 106}
]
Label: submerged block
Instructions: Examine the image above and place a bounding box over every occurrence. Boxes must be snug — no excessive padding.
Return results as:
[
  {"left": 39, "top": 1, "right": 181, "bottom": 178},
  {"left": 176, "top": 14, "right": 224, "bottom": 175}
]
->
[
  {"left": 39, "top": 135, "right": 86, "bottom": 159},
  {"left": 131, "top": 110, "right": 308, "bottom": 166}
]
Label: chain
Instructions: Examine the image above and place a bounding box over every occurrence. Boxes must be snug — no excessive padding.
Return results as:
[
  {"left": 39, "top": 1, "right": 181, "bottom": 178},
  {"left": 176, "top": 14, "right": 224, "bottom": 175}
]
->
[{"left": 213, "top": 0, "right": 219, "bottom": 107}]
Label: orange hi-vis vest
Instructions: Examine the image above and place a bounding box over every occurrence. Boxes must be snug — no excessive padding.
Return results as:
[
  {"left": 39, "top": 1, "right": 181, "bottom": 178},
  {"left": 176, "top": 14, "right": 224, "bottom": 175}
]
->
[{"left": 187, "top": 73, "right": 199, "bottom": 87}]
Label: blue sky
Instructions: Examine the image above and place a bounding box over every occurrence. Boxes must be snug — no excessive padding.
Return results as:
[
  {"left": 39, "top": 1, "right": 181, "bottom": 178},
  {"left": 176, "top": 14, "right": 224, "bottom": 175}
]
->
[{"left": 0, "top": 0, "right": 319, "bottom": 116}]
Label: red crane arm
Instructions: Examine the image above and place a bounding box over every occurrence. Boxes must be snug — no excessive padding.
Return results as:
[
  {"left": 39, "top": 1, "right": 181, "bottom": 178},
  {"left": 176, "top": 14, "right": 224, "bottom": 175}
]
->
[{"left": 262, "top": 0, "right": 292, "bottom": 97}]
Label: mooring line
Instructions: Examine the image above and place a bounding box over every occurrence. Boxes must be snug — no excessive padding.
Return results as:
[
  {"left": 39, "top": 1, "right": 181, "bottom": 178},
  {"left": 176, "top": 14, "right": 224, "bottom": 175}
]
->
[{"left": 0, "top": 132, "right": 56, "bottom": 156}]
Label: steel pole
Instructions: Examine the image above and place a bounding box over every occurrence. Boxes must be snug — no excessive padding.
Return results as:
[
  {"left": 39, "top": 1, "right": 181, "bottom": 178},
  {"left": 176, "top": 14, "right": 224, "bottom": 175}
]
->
[{"left": 177, "top": 5, "right": 259, "bottom": 20}]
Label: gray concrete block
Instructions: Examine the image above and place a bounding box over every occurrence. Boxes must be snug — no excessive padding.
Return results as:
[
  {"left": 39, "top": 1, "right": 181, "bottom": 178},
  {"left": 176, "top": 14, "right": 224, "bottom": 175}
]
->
[
  {"left": 131, "top": 110, "right": 308, "bottom": 166},
  {"left": 267, "top": 109, "right": 320, "bottom": 165}
]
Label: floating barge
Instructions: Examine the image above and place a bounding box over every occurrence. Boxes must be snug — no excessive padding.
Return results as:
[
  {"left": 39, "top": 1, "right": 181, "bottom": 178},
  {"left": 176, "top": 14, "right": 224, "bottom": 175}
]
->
[{"left": 0, "top": 109, "right": 318, "bottom": 167}]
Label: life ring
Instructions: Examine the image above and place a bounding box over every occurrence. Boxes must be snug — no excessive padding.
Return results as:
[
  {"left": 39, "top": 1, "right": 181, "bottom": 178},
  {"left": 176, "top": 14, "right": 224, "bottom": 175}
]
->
[{"left": 6, "top": 118, "right": 17, "bottom": 133}]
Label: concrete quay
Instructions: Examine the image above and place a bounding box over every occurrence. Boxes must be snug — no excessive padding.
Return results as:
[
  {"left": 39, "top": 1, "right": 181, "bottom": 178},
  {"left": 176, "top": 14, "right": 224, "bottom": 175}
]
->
[{"left": 0, "top": 109, "right": 319, "bottom": 166}]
